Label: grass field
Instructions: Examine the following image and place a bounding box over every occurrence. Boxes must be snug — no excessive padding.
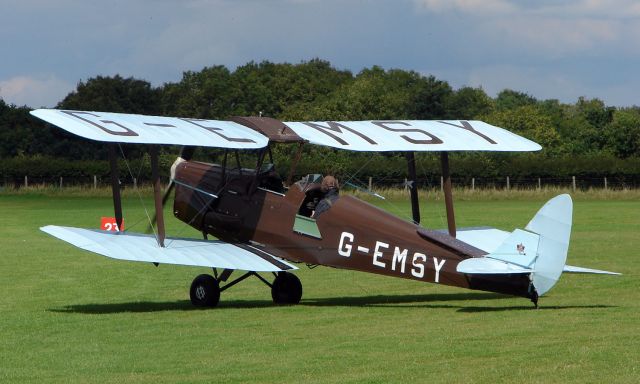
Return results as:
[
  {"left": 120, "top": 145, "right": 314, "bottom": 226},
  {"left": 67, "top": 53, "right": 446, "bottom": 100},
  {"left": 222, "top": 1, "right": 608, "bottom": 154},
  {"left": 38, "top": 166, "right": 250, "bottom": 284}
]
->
[{"left": 1, "top": 190, "right": 638, "bottom": 383}]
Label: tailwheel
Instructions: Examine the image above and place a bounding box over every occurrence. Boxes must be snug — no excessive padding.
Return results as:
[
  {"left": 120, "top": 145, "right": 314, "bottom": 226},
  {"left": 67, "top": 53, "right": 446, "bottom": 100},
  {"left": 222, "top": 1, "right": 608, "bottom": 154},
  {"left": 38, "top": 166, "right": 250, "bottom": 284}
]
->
[
  {"left": 271, "top": 271, "right": 302, "bottom": 305},
  {"left": 530, "top": 289, "right": 539, "bottom": 309},
  {"left": 190, "top": 274, "right": 220, "bottom": 308}
]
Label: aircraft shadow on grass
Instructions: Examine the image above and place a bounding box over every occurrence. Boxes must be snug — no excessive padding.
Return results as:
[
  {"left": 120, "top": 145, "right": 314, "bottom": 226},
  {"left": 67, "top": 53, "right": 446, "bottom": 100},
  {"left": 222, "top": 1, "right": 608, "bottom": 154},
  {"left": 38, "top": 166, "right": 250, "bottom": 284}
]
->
[
  {"left": 301, "top": 293, "right": 615, "bottom": 312},
  {"left": 48, "top": 292, "right": 615, "bottom": 314}
]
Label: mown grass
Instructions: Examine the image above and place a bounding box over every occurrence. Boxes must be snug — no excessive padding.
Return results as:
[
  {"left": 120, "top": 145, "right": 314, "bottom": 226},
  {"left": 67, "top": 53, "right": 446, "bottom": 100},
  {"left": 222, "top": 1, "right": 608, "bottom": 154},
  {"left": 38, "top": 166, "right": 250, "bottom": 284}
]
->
[{"left": 0, "top": 191, "right": 638, "bottom": 383}]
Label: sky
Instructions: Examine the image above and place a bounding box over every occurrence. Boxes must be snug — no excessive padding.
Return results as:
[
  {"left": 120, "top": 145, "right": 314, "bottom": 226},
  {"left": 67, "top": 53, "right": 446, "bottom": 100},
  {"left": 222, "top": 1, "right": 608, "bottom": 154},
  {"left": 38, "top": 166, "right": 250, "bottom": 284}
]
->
[{"left": 1, "top": 0, "right": 639, "bottom": 108}]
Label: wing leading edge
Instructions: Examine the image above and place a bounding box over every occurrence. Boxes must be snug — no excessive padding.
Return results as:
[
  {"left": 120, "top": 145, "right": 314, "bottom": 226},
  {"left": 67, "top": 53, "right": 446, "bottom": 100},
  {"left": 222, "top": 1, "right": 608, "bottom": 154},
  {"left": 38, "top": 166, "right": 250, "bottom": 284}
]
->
[
  {"left": 284, "top": 120, "right": 541, "bottom": 152},
  {"left": 32, "top": 109, "right": 541, "bottom": 153},
  {"left": 40, "top": 225, "right": 297, "bottom": 272},
  {"left": 30, "top": 109, "right": 268, "bottom": 149}
]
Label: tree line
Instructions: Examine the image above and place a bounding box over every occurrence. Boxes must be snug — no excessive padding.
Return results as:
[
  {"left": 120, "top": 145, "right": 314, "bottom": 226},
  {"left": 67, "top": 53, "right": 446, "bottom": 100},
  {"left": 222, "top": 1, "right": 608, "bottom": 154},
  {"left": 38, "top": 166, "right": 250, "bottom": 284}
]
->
[{"left": 1, "top": 59, "right": 639, "bottom": 186}]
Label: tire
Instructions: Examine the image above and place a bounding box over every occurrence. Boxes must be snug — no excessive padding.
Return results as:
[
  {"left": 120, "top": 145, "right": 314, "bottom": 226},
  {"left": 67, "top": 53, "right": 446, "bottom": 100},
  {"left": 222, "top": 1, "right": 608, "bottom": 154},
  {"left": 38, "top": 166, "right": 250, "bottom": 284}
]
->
[
  {"left": 190, "top": 274, "right": 220, "bottom": 307},
  {"left": 271, "top": 272, "right": 302, "bottom": 305}
]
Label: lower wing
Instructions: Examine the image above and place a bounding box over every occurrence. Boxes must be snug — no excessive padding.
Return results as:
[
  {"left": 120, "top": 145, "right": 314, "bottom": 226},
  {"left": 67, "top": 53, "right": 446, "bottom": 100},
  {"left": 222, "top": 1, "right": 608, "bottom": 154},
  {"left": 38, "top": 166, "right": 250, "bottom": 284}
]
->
[{"left": 41, "top": 225, "right": 297, "bottom": 272}]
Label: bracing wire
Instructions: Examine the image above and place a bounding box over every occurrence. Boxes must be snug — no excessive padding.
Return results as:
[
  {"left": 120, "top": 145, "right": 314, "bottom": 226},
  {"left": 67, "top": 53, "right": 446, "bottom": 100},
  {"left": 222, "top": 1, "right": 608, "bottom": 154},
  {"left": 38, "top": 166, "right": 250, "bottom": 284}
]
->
[
  {"left": 111, "top": 145, "right": 227, "bottom": 248},
  {"left": 117, "top": 144, "right": 157, "bottom": 240},
  {"left": 164, "top": 192, "right": 219, "bottom": 248},
  {"left": 313, "top": 149, "right": 416, "bottom": 224}
]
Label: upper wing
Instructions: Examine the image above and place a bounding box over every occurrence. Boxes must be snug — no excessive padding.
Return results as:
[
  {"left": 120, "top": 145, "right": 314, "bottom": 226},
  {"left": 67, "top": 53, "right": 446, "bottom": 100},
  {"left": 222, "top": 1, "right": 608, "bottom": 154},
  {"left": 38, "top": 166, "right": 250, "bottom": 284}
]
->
[
  {"left": 41, "top": 225, "right": 297, "bottom": 272},
  {"left": 284, "top": 120, "right": 541, "bottom": 152},
  {"left": 30, "top": 109, "right": 268, "bottom": 149},
  {"left": 31, "top": 109, "right": 539, "bottom": 152}
]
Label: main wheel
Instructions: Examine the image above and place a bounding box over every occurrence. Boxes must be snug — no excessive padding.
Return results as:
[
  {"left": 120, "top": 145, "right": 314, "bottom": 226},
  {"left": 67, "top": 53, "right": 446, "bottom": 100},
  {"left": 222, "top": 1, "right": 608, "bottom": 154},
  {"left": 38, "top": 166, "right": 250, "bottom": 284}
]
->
[
  {"left": 271, "top": 272, "right": 302, "bottom": 305},
  {"left": 190, "top": 274, "right": 220, "bottom": 307}
]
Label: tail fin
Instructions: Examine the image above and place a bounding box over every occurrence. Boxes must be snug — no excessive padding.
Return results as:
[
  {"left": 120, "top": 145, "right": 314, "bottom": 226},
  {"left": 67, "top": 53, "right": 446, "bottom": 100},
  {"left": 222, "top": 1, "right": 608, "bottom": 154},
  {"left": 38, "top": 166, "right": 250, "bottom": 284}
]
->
[
  {"left": 526, "top": 194, "right": 573, "bottom": 296},
  {"left": 457, "top": 194, "right": 618, "bottom": 299}
]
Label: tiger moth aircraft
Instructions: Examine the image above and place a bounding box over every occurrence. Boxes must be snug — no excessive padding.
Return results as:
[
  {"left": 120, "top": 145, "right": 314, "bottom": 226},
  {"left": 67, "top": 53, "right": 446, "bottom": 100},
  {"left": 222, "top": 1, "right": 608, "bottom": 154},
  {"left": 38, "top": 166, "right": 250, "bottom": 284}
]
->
[{"left": 31, "top": 109, "right": 619, "bottom": 308}]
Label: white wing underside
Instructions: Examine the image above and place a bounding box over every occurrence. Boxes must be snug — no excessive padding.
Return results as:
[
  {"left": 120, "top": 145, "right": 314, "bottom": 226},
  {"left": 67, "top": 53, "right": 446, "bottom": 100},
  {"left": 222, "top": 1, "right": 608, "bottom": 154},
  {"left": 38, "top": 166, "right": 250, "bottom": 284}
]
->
[
  {"left": 41, "top": 225, "right": 297, "bottom": 272},
  {"left": 30, "top": 109, "right": 268, "bottom": 148},
  {"left": 284, "top": 120, "right": 541, "bottom": 152},
  {"left": 31, "top": 109, "right": 542, "bottom": 152}
]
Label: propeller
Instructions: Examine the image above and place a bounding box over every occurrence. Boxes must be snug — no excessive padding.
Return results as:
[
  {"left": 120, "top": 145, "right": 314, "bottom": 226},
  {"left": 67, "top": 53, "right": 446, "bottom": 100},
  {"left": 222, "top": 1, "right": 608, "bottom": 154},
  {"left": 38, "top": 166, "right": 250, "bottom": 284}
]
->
[{"left": 147, "top": 146, "right": 195, "bottom": 233}]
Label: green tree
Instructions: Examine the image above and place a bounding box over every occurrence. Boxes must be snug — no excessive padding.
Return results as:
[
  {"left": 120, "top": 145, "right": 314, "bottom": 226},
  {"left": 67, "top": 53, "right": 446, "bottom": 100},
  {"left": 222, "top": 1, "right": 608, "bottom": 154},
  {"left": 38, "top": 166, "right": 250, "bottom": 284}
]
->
[
  {"left": 604, "top": 108, "right": 640, "bottom": 158},
  {"left": 162, "top": 60, "right": 352, "bottom": 119},
  {"left": 559, "top": 97, "right": 615, "bottom": 154},
  {"left": 445, "top": 86, "right": 494, "bottom": 119},
  {"left": 58, "top": 75, "right": 160, "bottom": 114},
  {"left": 409, "top": 75, "right": 452, "bottom": 119},
  {"left": 0, "top": 100, "right": 40, "bottom": 158},
  {"left": 495, "top": 89, "right": 537, "bottom": 111},
  {"left": 284, "top": 66, "right": 451, "bottom": 121},
  {"left": 53, "top": 75, "right": 161, "bottom": 159},
  {"left": 160, "top": 65, "right": 237, "bottom": 118},
  {"left": 482, "top": 105, "right": 561, "bottom": 155},
  {"left": 574, "top": 97, "right": 614, "bottom": 128}
]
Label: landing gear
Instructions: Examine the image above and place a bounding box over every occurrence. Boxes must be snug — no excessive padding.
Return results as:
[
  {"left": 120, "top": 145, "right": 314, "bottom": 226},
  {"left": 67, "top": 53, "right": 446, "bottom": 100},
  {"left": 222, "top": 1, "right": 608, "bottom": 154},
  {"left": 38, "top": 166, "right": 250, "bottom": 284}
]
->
[
  {"left": 271, "top": 271, "right": 303, "bottom": 305},
  {"left": 190, "top": 274, "right": 220, "bottom": 307},
  {"left": 188, "top": 270, "right": 302, "bottom": 307},
  {"left": 530, "top": 289, "right": 539, "bottom": 309}
]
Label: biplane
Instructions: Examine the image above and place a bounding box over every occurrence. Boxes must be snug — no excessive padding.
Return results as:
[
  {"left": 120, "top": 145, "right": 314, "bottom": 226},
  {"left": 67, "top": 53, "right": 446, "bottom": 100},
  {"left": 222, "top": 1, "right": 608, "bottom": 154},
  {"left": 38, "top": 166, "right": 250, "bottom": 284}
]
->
[{"left": 31, "top": 109, "right": 619, "bottom": 308}]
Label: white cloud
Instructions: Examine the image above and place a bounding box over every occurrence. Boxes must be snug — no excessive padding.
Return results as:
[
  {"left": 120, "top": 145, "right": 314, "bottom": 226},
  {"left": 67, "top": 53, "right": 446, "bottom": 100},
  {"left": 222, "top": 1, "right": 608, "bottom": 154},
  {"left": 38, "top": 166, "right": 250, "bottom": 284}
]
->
[
  {"left": 415, "top": 0, "right": 515, "bottom": 14},
  {"left": 0, "top": 75, "right": 73, "bottom": 108},
  {"left": 489, "top": 17, "right": 619, "bottom": 56},
  {"left": 533, "top": 0, "right": 640, "bottom": 19},
  {"left": 2, "top": 0, "right": 639, "bottom": 107},
  {"left": 414, "top": 0, "right": 640, "bottom": 60},
  {"left": 463, "top": 65, "right": 578, "bottom": 100},
  {"left": 459, "top": 64, "right": 639, "bottom": 106},
  {"left": 415, "top": 0, "right": 640, "bottom": 18}
]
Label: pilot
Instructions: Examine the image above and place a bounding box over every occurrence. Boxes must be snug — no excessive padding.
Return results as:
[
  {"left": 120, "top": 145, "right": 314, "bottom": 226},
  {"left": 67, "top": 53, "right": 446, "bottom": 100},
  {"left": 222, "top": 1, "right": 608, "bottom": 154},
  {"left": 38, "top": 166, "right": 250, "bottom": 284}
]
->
[{"left": 312, "top": 175, "right": 339, "bottom": 218}]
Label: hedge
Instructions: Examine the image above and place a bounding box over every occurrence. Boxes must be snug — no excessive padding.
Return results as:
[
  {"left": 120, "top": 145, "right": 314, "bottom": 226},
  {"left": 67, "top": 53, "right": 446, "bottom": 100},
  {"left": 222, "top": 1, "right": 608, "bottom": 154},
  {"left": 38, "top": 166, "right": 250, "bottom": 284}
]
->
[{"left": 1, "top": 153, "right": 638, "bottom": 187}]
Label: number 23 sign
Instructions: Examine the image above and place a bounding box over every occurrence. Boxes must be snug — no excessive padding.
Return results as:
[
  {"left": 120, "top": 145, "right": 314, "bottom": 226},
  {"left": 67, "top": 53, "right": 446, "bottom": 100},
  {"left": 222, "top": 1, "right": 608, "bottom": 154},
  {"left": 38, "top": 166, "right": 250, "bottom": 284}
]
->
[{"left": 101, "top": 217, "right": 124, "bottom": 232}]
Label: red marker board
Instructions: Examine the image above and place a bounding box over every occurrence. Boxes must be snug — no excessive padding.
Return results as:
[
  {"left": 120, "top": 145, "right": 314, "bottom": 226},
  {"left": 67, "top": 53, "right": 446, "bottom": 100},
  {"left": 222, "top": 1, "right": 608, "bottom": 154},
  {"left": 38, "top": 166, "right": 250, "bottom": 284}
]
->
[{"left": 101, "top": 217, "right": 124, "bottom": 232}]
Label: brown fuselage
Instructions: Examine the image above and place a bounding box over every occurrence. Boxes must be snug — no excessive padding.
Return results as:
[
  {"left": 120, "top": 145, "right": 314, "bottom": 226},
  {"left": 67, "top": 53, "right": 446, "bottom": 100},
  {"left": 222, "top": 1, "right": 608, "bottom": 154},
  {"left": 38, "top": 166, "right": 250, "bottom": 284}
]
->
[{"left": 173, "top": 160, "right": 533, "bottom": 299}]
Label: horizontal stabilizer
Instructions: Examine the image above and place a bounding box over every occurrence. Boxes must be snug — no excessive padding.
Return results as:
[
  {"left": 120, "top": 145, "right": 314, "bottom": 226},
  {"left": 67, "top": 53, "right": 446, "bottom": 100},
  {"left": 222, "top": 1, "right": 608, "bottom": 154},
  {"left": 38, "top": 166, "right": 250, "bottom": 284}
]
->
[
  {"left": 41, "top": 225, "right": 297, "bottom": 272},
  {"left": 485, "top": 228, "right": 538, "bottom": 268},
  {"left": 455, "top": 227, "right": 510, "bottom": 253},
  {"left": 563, "top": 265, "right": 621, "bottom": 275},
  {"left": 456, "top": 257, "right": 533, "bottom": 274},
  {"left": 456, "top": 228, "right": 539, "bottom": 274}
]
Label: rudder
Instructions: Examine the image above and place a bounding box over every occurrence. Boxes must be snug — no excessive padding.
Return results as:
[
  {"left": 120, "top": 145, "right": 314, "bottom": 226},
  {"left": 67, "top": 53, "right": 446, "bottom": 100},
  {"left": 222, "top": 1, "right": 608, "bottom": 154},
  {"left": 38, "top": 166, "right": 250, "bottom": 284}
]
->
[{"left": 526, "top": 194, "right": 573, "bottom": 296}]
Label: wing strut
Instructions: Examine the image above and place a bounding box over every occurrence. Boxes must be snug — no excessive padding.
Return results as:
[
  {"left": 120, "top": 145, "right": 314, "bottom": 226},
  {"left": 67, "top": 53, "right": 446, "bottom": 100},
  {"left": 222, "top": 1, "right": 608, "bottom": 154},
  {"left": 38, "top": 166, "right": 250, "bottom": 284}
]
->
[
  {"left": 150, "top": 146, "right": 166, "bottom": 247},
  {"left": 405, "top": 151, "right": 420, "bottom": 224},
  {"left": 286, "top": 142, "right": 305, "bottom": 186},
  {"left": 441, "top": 152, "right": 456, "bottom": 237},
  {"left": 108, "top": 145, "right": 124, "bottom": 232}
]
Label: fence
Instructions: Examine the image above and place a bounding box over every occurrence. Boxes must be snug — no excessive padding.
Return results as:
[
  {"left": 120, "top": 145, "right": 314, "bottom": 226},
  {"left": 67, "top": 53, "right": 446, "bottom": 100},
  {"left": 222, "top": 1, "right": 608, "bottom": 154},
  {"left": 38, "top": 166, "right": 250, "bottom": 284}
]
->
[
  {"left": 3, "top": 174, "right": 639, "bottom": 191},
  {"left": 359, "top": 175, "right": 640, "bottom": 191},
  {"left": 2, "top": 175, "right": 144, "bottom": 189}
]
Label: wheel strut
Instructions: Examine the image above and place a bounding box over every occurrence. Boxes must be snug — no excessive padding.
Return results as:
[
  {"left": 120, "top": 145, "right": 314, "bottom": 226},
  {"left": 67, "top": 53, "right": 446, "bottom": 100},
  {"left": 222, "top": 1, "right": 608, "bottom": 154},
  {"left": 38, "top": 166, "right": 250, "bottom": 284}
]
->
[{"left": 189, "top": 270, "right": 301, "bottom": 307}]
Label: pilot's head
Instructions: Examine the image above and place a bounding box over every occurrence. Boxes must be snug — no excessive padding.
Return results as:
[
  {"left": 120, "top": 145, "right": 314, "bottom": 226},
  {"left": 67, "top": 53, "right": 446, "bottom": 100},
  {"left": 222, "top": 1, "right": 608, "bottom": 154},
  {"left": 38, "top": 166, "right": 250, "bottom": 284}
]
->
[{"left": 321, "top": 175, "right": 339, "bottom": 192}]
